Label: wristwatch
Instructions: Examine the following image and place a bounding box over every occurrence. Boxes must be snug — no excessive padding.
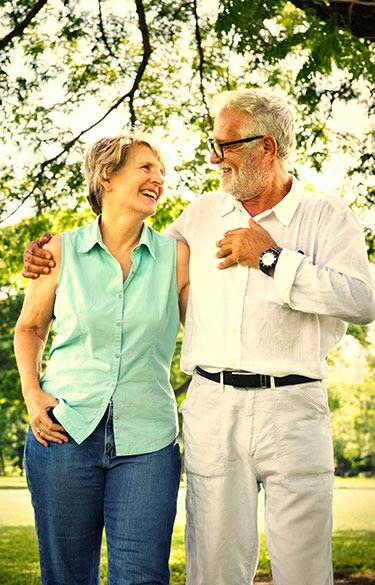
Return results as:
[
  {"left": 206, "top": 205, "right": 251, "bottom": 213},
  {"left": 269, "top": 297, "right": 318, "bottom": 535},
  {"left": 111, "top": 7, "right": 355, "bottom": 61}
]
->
[{"left": 259, "top": 246, "right": 282, "bottom": 276}]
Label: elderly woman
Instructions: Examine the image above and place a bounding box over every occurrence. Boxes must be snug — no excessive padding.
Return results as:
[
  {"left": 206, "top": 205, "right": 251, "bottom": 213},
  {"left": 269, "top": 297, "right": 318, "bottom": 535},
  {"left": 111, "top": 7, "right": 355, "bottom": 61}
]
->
[{"left": 14, "top": 131, "right": 190, "bottom": 585}]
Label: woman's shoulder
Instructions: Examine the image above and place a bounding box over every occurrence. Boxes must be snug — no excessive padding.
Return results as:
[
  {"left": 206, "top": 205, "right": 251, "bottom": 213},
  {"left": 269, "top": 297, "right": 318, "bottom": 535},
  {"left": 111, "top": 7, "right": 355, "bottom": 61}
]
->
[
  {"left": 146, "top": 225, "right": 177, "bottom": 249},
  {"left": 43, "top": 234, "right": 62, "bottom": 261}
]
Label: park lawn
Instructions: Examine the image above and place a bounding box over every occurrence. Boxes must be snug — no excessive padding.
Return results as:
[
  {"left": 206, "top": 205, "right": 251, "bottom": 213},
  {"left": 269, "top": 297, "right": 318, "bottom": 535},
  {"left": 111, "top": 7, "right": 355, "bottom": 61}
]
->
[{"left": 0, "top": 476, "right": 374, "bottom": 584}]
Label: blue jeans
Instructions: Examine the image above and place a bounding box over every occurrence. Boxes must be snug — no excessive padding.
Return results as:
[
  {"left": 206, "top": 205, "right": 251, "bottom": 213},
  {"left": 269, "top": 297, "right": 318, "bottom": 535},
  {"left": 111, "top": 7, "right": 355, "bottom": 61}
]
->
[{"left": 24, "top": 403, "right": 181, "bottom": 585}]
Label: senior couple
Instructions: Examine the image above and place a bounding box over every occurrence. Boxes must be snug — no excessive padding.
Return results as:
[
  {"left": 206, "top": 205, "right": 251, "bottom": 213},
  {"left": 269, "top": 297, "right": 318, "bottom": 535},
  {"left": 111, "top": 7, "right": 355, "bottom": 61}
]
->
[{"left": 15, "top": 88, "right": 375, "bottom": 585}]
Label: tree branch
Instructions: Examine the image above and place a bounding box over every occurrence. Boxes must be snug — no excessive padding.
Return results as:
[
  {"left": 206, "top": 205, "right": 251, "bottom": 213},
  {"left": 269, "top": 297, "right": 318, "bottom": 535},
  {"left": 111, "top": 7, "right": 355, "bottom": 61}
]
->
[
  {"left": 330, "top": 0, "right": 375, "bottom": 6},
  {"left": 130, "top": 0, "right": 152, "bottom": 124},
  {"left": 0, "top": 0, "right": 153, "bottom": 224},
  {"left": 98, "top": 0, "right": 127, "bottom": 76},
  {"left": 0, "top": 0, "right": 48, "bottom": 51},
  {"left": 192, "top": 0, "right": 213, "bottom": 129},
  {"left": 290, "top": 0, "right": 375, "bottom": 39}
]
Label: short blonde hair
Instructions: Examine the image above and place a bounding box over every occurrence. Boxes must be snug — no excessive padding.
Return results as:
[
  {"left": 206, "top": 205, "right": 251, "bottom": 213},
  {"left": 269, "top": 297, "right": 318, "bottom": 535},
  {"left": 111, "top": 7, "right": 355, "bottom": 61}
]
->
[
  {"left": 211, "top": 89, "right": 295, "bottom": 160},
  {"left": 84, "top": 131, "right": 167, "bottom": 215}
]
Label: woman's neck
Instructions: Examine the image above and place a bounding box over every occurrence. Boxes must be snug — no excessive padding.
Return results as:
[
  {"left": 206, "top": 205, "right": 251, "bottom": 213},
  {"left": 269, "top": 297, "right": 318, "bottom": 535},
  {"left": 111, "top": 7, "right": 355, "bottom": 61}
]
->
[{"left": 99, "top": 212, "right": 144, "bottom": 255}]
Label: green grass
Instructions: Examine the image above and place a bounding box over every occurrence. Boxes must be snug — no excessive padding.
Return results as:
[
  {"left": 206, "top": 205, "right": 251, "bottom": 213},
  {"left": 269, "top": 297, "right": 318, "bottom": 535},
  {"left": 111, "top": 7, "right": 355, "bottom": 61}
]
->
[{"left": 1, "top": 476, "right": 374, "bottom": 584}]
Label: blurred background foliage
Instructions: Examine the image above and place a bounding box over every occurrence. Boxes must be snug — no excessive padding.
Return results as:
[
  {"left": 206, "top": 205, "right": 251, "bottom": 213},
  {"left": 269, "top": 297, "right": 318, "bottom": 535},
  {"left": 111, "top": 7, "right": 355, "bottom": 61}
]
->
[{"left": 0, "top": 0, "right": 374, "bottom": 474}]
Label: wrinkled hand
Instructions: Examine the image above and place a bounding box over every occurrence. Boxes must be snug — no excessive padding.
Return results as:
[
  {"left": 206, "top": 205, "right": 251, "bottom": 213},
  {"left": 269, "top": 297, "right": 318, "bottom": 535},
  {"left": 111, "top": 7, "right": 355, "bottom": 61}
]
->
[
  {"left": 216, "top": 218, "right": 277, "bottom": 269},
  {"left": 25, "top": 388, "right": 68, "bottom": 447},
  {"left": 22, "top": 233, "right": 55, "bottom": 279}
]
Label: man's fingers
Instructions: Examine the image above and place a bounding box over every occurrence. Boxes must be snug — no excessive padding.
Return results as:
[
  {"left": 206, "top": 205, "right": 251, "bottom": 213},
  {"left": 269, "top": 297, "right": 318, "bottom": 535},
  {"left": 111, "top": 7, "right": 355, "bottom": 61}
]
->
[
  {"left": 24, "top": 244, "right": 51, "bottom": 260},
  {"left": 216, "top": 245, "right": 232, "bottom": 258},
  {"left": 24, "top": 249, "right": 54, "bottom": 266},
  {"left": 223, "top": 228, "right": 245, "bottom": 238},
  {"left": 22, "top": 270, "right": 40, "bottom": 279},
  {"left": 217, "top": 255, "right": 236, "bottom": 269},
  {"left": 23, "top": 262, "right": 52, "bottom": 276},
  {"left": 37, "top": 233, "right": 53, "bottom": 247},
  {"left": 216, "top": 235, "right": 233, "bottom": 248}
]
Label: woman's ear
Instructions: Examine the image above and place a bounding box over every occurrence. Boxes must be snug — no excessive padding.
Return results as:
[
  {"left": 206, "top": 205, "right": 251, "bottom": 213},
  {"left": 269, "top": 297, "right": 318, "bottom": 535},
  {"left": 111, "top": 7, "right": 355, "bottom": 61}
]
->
[{"left": 99, "top": 176, "right": 111, "bottom": 192}]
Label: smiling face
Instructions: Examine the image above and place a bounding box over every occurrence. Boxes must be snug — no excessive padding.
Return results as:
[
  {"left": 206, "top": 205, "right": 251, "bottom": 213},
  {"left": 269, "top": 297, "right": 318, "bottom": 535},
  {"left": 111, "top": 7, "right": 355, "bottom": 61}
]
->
[
  {"left": 211, "top": 109, "right": 271, "bottom": 201},
  {"left": 102, "top": 144, "right": 166, "bottom": 218}
]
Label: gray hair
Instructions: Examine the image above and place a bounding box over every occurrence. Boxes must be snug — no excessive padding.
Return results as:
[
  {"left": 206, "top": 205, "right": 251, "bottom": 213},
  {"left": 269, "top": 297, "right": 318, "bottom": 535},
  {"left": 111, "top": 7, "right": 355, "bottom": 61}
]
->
[
  {"left": 84, "top": 130, "right": 167, "bottom": 215},
  {"left": 210, "top": 89, "right": 295, "bottom": 160}
]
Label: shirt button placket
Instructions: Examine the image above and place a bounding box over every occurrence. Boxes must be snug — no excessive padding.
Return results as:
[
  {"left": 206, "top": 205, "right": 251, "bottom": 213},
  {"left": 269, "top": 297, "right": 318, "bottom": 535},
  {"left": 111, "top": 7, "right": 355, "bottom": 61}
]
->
[
  {"left": 231, "top": 265, "right": 248, "bottom": 369},
  {"left": 111, "top": 290, "right": 124, "bottom": 390}
]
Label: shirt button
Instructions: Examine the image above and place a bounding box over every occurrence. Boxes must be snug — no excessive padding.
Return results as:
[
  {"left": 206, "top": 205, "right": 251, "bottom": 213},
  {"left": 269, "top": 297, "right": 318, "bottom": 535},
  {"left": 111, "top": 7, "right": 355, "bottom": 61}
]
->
[
  {"left": 111, "top": 382, "right": 116, "bottom": 388},
  {"left": 232, "top": 328, "right": 238, "bottom": 334},
  {"left": 117, "top": 293, "right": 123, "bottom": 299},
  {"left": 116, "top": 321, "right": 121, "bottom": 327},
  {"left": 115, "top": 353, "right": 120, "bottom": 359},
  {"left": 232, "top": 363, "right": 237, "bottom": 369}
]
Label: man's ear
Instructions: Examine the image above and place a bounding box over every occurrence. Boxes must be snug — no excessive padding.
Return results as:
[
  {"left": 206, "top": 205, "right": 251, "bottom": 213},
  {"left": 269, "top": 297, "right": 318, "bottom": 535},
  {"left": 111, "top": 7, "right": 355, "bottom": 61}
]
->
[{"left": 262, "top": 135, "right": 278, "bottom": 159}]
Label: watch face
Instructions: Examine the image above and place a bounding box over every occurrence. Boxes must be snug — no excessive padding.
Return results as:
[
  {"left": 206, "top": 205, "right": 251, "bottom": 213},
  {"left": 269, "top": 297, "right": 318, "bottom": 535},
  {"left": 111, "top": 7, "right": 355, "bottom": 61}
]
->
[{"left": 262, "top": 251, "right": 276, "bottom": 267}]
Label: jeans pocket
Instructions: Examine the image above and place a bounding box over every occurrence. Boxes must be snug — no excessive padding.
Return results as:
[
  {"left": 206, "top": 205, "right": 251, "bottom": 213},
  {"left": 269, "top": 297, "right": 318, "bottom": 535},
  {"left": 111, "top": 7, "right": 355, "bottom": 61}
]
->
[
  {"left": 49, "top": 409, "right": 61, "bottom": 425},
  {"left": 180, "top": 377, "right": 225, "bottom": 477}
]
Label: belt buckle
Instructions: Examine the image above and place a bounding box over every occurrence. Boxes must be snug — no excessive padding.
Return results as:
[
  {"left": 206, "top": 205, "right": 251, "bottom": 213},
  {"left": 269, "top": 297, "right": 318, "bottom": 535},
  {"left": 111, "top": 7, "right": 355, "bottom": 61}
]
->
[{"left": 259, "top": 374, "right": 268, "bottom": 389}]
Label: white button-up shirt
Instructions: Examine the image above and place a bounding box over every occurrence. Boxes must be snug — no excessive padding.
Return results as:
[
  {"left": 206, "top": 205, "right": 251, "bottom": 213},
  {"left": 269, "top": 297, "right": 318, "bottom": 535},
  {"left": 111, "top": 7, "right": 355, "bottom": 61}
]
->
[{"left": 165, "top": 178, "right": 375, "bottom": 378}]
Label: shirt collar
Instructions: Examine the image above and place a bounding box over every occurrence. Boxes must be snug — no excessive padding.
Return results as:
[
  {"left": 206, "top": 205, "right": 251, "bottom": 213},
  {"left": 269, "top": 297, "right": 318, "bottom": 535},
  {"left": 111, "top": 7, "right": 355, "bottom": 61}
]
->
[
  {"left": 220, "top": 194, "right": 242, "bottom": 218},
  {"left": 138, "top": 223, "right": 157, "bottom": 260},
  {"left": 78, "top": 215, "right": 103, "bottom": 253},
  {"left": 257, "top": 177, "right": 305, "bottom": 226},
  {"left": 78, "top": 216, "right": 156, "bottom": 260},
  {"left": 220, "top": 176, "right": 305, "bottom": 227}
]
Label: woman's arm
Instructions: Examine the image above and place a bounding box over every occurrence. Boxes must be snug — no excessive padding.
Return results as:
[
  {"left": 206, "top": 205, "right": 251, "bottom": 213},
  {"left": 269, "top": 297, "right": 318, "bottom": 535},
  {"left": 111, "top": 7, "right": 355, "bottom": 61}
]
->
[
  {"left": 14, "top": 235, "right": 67, "bottom": 447},
  {"left": 176, "top": 241, "right": 190, "bottom": 325}
]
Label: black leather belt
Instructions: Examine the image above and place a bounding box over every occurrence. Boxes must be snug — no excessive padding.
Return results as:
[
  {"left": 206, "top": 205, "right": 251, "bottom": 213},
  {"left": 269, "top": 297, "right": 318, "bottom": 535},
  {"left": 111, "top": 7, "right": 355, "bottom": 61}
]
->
[{"left": 196, "top": 366, "right": 319, "bottom": 389}]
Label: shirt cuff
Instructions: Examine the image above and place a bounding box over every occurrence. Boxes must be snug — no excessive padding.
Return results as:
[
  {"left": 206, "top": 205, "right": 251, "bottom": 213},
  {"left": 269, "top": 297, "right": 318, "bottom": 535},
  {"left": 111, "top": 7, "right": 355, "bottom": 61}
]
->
[{"left": 274, "top": 249, "right": 305, "bottom": 305}]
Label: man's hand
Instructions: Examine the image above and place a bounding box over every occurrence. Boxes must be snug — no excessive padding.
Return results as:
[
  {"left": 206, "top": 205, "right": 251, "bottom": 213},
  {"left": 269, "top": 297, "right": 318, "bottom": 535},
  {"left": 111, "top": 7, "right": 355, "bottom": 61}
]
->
[
  {"left": 216, "top": 218, "right": 277, "bottom": 269},
  {"left": 22, "top": 233, "right": 55, "bottom": 279}
]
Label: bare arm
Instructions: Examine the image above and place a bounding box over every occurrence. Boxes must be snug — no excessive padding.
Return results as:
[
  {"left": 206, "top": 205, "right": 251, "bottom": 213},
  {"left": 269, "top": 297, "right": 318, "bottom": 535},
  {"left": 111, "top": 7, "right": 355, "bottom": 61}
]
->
[
  {"left": 22, "top": 232, "right": 55, "bottom": 279},
  {"left": 14, "top": 235, "right": 67, "bottom": 446},
  {"left": 176, "top": 241, "right": 190, "bottom": 325}
]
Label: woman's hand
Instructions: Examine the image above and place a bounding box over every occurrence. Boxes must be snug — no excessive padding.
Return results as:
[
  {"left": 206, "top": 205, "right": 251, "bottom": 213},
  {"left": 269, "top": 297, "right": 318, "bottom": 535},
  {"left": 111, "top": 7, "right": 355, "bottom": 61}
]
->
[{"left": 25, "top": 387, "right": 68, "bottom": 447}]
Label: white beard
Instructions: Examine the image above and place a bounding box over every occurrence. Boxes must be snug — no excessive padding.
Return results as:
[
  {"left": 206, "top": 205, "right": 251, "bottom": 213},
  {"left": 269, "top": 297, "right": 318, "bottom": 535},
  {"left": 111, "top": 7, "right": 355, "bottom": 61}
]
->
[{"left": 220, "top": 151, "right": 270, "bottom": 202}]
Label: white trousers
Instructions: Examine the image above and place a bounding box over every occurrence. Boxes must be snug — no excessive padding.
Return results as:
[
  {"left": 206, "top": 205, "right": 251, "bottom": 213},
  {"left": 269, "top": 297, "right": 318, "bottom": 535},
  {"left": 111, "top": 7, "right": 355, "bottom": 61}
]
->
[{"left": 180, "top": 373, "right": 334, "bottom": 585}]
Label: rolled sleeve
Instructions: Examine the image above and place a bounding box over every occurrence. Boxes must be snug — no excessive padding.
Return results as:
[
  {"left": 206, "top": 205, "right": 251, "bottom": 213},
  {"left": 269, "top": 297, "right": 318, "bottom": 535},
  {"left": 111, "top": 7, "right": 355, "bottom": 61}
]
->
[{"left": 273, "top": 249, "right": 305, "bottom": 305}]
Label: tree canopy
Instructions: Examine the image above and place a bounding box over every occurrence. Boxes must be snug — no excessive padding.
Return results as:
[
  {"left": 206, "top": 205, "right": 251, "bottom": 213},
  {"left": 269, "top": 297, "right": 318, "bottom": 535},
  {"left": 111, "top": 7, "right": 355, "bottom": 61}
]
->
[{"left": 0, "top": 0, "right": 374, "bottom": 243}]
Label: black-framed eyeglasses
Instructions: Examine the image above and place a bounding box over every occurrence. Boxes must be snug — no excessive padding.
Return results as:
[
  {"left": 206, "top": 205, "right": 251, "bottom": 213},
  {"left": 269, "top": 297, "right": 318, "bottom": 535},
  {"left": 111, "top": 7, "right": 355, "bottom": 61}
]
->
[{"left": 206, "top": 136, "right": 264, "bottom": 160}]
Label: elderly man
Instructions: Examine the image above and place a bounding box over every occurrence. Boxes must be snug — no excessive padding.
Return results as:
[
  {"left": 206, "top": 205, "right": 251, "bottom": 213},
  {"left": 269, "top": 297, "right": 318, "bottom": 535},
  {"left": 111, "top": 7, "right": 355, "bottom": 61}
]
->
[
  {"left": 165, "top": 89, "right": 375, "bottom": 585},
  {"left": 23, "top": 89, "right": 375, "bottom": 585}
]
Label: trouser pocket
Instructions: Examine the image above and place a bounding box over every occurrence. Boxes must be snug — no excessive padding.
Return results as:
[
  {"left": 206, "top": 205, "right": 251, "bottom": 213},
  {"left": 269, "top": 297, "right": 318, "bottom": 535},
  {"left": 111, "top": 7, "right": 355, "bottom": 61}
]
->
[{"left": 180, "top": 375, "right": 225, "bottom": 477}]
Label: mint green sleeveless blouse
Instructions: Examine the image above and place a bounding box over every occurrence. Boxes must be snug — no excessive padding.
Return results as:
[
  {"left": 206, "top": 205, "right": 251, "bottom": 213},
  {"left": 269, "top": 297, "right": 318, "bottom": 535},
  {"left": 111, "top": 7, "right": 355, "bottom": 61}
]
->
[{"left": 40, "top": 217, "right": 180, "bottom": 455}]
